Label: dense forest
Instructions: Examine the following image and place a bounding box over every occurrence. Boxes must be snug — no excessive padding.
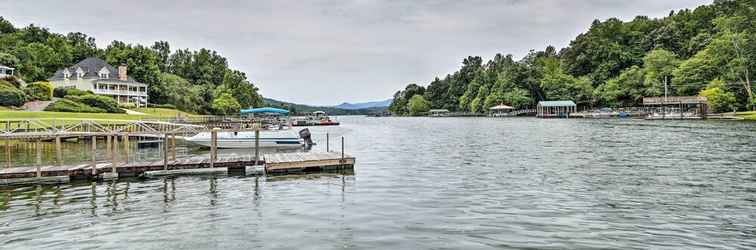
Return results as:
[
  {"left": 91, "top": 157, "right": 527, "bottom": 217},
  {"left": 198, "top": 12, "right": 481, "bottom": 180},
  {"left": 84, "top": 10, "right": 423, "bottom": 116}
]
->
[
  {"left": 0, "top": 17, "right": 263, "bottom": 115},
  {"left": 390, "top": 0, "right": 755, "bottom": 115}
]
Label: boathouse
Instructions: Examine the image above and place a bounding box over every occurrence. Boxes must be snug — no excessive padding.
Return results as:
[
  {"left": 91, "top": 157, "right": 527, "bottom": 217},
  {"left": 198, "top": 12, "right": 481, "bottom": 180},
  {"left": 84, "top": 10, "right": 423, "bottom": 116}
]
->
[
  {"left": 537, "top": 101, "right": 577, "bottom": 118},
  {"left": 429, "top": 109, "right": 449, "bottom": 117},
  {"left": 642, "top": 96, "right": 708, "bottom": 120},
  {"left": 489, "top": 104, "right": 514, "bottom": 117}
]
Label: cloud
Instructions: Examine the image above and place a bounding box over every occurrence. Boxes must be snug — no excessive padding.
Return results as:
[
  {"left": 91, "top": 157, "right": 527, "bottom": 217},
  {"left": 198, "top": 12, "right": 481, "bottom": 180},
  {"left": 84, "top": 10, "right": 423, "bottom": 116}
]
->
[{"left": 1, "top": 0, "right": 710, "bottom": 105}]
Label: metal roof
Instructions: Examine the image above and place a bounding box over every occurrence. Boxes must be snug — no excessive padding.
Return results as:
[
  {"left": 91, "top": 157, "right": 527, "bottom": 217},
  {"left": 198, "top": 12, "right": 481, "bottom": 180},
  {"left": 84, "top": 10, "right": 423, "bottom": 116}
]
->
[
  {"left": 489, "top": 104, "right": 514, "bottom": 110},
  {"left": 538, "top": 101, "right": 576, "bottom": 107},
  {"left": 240, "top": 107, "right": 290, "bottom": 115}
]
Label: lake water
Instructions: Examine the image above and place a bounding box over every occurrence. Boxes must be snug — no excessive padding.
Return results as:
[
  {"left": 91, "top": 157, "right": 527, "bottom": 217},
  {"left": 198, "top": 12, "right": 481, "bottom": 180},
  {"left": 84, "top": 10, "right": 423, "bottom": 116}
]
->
[{"left": 1, "top": 117, "right": 755, "bottom": 249}]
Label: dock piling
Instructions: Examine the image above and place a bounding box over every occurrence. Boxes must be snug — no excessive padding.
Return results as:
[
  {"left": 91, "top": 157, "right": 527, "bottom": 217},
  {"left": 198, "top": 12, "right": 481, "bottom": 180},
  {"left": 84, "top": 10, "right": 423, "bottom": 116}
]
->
[
  {"left": 35, "top": 138, "right": 42, "bottom": 166},
  {"left": 106, "top": 135, "right": 112, "bottom": 159},
  {"left": 4, "top": 138, "right": 9, "bottom": 168},
  {"left": 91, "top": 135, "right": 97, "bottom": 176},
  {"left": 210, "top": 128, "right": 219, "bottom": 168},
  {"left": 36, "top": 139, "right": 42, "bottom": 177},
  {"left": 254, "top": 129, "right": 260, "bottom": 164},
  {"left": 123, "top": 133, "right": 129, "bottom": 164},
  {"left": 326, "top": 133, "right": 329, "bottom": 152},
  {"left": 111, "top": 134, "right": 118, "bottom": 174},
  {"left": 55, "top": 135, "right": 62, "bottom": 166},
  {"left": 170, "top": 134, "right": 176, "bottom": 161},
  {"left": 341, "top": 136, "right": 345, "bottom": 164},
  {"left": 163, "top": 134, "right": 169, "bottom": 170}
]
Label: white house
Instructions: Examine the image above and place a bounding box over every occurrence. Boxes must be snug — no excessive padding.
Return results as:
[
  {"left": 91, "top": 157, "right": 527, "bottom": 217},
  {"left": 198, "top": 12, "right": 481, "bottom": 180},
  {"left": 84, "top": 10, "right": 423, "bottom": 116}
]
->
[
  {"left": 0, "top": 65, "right": 14, "bottom": 78},
  {"left": 48, "top": 58, "right": 148, "bottom": 106}
]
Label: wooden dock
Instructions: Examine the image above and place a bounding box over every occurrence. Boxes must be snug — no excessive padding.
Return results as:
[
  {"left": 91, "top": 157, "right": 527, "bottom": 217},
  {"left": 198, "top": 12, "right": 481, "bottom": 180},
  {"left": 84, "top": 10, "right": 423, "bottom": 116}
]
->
[
  {"left": 264, "top": 152, "right": 355, "bottom": 174},
  {"left": 0, "top": 151, "right": 355, "bottom": 184}
]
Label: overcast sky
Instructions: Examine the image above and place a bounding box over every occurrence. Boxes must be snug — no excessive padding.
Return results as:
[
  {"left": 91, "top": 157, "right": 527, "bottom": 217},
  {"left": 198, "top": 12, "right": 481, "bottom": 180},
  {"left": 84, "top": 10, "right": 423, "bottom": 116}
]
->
[{"left": 2, "top": 0, "right": 710, "bottom": 105}]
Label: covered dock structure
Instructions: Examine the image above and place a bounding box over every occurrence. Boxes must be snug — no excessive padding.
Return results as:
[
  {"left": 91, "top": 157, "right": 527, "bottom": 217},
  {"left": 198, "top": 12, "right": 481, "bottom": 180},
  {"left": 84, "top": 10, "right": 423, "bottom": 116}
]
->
[
  {"left": 428, "top": 109, "right": 450, "bottom": 117},
  {"left": 643, "top": 96, "right": 708, "bottom": 120},
  {"left": 537, "top": 101, "right": 577, "bottom": 118},
  {"left": 489, "top": 104, "right": 515, "bottom": 117}
]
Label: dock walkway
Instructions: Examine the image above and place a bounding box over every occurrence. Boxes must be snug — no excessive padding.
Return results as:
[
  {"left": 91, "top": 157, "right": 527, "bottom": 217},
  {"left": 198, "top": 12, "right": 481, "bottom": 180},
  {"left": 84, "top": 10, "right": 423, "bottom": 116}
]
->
[{"left": 0, "top": 152, "right": 355, "bottom": 184}]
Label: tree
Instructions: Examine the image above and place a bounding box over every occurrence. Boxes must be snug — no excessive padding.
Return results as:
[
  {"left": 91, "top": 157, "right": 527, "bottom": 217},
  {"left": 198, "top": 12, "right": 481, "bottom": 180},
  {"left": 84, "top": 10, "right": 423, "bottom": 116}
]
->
[
  {"left": 643, "top": 49, "right": 680, "bottom": 96},
  {"left": 699, "top": 80, "right": 737, "bottom": 113},
  {"left": 151, "top": 41, "right": 171, "bottom": 72},
  {"left": 407, "top": 94, "right": 430, "bottom": 116},
  {"left": 221, "top": 69, "right": 263, "bottom": 108},
  {"left": 156, "top": 73, "right": 204, "bottom": 112},
  {"left": 0, "top": 52, "right": 19, "bottom": 68},
  {"left": 211, "top": 91, "right": 241, "bottom": 115}
]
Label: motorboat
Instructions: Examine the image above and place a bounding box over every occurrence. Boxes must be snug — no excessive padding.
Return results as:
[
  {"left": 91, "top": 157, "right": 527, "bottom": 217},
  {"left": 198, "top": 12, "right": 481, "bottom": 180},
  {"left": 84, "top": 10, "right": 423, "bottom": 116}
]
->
[
  {"left": 185, "top": 128, "right": 312, "bottom": 149},
  {"left": 292, "top": 111, "right": 340, "bottom": 126}
]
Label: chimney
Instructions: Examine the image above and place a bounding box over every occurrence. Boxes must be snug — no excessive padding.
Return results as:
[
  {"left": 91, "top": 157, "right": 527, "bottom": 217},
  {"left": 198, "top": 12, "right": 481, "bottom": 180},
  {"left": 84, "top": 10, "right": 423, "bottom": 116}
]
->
[{"left": 118, "top": 64, "right": 128, "bottom": 81}]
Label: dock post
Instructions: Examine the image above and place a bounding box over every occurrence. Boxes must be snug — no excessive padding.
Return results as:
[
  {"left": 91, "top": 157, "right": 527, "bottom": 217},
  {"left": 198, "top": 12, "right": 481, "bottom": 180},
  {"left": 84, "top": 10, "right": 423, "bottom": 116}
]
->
[
  {"left": 341, "top": 136, "right": 345, "bottom": 164},
  {"left": 91, "top": 135, "right": 97, "bottom": 176},
  {"left": 35, "top": 138, "right": 42, "bottom": 177},
  {"left": 210, "top": 128, "right": 219, "bottom": 168},
  {"left": 123, "top": 133, "right": 129, "bottom": 164},
  {"left": 326, "top": 133, "right": 329, "bottom": 152},
  {"left": 35, "top": 138, "right": 42, "bottom": 166},
  {"left": 106, "top": 135, "right": 112, "bottom": 159},
  {"left": 163, "top": 133, "right": 169, "bottom": 170},
  {"left": 170, "top": 134, "right": 176, "bottom": 161},
  {"left": 55, "top": 135, "right": 62, "bottom": 166},
  {"left": 111, "top": 134, "right": 118, "bottom": 174},
  {"left": 4, "top": 137, "right": 9, "bottom": 168},
  {"left": 254, "top": 129, "right": 260, "bottom": 164}
]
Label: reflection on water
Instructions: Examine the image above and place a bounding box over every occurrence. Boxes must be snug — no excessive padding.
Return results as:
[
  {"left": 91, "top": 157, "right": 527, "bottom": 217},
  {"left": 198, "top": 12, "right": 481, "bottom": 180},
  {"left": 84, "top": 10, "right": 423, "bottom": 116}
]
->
[{"left": 1, "top": 117, "right": 755, "bottom": 249}]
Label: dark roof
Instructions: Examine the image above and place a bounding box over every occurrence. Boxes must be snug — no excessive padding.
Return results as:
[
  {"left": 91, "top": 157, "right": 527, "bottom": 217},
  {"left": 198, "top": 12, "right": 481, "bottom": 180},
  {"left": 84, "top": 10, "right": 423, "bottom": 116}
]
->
[{"left": 48, "top": 57, "right": 140, "bottom": 83}]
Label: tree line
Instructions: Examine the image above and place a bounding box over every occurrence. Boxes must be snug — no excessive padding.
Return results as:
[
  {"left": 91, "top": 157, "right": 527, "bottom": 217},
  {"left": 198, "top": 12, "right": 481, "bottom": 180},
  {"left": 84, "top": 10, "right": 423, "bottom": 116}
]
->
[
  {"left": 0, "top": 17, "right": 263, "bottom": 114},
  {"left": 390, "top": 0, "right": 755, "bottom": 115}
]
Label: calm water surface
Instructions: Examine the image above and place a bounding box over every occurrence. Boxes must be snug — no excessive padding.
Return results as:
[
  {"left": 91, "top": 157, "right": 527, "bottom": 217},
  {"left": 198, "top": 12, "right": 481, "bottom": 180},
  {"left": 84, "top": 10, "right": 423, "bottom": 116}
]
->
[{"left": 1, "top": 117, "right": 755, "bottom": 249}]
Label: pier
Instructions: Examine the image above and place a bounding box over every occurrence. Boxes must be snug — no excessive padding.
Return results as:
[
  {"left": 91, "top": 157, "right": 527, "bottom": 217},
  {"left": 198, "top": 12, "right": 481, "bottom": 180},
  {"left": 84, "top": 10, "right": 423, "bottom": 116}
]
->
[{"left": 0, "top": 118, "right": 355, "bottom": 185}]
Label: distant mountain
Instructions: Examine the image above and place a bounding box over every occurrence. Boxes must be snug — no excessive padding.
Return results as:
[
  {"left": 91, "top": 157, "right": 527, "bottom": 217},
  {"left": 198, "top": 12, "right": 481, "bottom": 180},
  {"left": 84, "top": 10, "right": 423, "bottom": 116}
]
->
[
  {"left": 333, "top": 99, "right": 392, "bottom": 110},
  {"left": 263, "top": 98, "right": 388, "bottom": 115}
]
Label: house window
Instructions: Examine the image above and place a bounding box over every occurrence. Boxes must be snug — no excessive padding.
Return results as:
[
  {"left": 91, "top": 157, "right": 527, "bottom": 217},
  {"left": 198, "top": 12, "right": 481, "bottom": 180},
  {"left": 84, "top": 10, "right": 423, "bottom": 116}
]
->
[{"left": 99, "top": 73, "right": 109, "bottom": 79}]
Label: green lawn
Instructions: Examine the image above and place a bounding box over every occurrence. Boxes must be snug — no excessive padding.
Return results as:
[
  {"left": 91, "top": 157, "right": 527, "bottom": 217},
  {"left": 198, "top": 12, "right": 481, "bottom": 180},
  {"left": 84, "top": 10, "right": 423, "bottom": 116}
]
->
[
  {"left": 133, "top": 107, "right": 199, "bottom": 118},
  {"left": 736, "top": 111, "right": 756, "bottom": 121},
  {"left": 0, "top": 108, "right": 204, "bottom": 130}
]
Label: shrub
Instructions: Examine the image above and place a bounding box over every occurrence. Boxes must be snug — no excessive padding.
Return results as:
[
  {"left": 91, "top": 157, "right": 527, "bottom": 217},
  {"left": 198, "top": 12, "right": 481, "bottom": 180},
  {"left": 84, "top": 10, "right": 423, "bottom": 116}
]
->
[
  {"left": 54, "top": 87, "right": 94, "bottom": 98},
  {"left": 64, "top": 95, "right": 82, "bottom": 102},
  {"left": 53, "top": 87, "right": 67, "bottom": 98},
  {"left": 119, "top": 103, "right": 137, "bottom": 109},
  {"left": 79, "top": 94, "right": 125, "bottom": 113},
  {"left": 44, "top": 99, "right": 105, "bottom": 113},
  {"left": 148, "top": 103, "right": 177, "bottom": 109},
  {"left": 0, "top": 80, "right": 27, "bottom": 106},
  {"left": 1, "top": 76, "right": 23, "bottom": 88},
  {"left": 23, "top": 81, "right": 54, "bottom": 101}
]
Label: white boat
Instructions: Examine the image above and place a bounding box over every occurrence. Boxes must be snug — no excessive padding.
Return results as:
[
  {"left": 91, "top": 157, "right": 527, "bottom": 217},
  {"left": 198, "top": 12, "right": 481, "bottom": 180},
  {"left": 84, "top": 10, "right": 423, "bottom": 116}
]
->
[{"left": 185, "top": 130, "right": 306, "bottom": 149}]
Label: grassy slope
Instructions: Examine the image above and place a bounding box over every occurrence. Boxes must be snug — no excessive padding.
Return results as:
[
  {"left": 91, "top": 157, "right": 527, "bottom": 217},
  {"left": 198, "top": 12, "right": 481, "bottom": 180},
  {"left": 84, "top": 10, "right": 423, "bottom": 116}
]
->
[
  {"left": 0, "top": 108, "right": 198, "bottom": 121},
  {"left": 133, "top": 108, "right": 198, "bottom": 118},
  {"left": 736, "top": 111, "right": 756, "bottom": 121}
]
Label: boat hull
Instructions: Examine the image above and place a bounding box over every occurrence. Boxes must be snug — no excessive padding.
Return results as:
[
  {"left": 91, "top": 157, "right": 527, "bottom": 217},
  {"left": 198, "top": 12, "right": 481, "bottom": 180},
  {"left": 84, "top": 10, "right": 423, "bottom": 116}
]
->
[{"left": 185, "top": 131, "right": 304, "bottom": 149}]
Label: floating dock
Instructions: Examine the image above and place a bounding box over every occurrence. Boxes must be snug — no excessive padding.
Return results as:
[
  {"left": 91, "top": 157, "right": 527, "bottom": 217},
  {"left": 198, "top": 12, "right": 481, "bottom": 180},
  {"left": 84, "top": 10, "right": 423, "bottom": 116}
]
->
[
  {"left": 0, "top": 152, "right": 354, "bottom": 185},
  {"left": 265, "top": 152, "right": 355, "bottom": 174}
]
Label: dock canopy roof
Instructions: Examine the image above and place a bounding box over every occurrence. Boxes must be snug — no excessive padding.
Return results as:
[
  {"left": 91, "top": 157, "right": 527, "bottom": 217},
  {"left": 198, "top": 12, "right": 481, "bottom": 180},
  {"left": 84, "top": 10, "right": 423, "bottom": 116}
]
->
[
  {"left": 538, "top": 101, "right": 576, "bottom": 107},
  {"left": 240, "top": 107, "right": 290, "bottom": 115},
  {"left": 489, "top": 104, "right": 514, "bottom": 110}
]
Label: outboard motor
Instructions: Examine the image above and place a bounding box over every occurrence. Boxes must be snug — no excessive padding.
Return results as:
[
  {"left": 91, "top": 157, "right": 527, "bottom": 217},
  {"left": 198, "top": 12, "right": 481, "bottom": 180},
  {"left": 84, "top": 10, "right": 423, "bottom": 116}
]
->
[{"left": 298, "top": 128, "right": 314, "bottom": 148}]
